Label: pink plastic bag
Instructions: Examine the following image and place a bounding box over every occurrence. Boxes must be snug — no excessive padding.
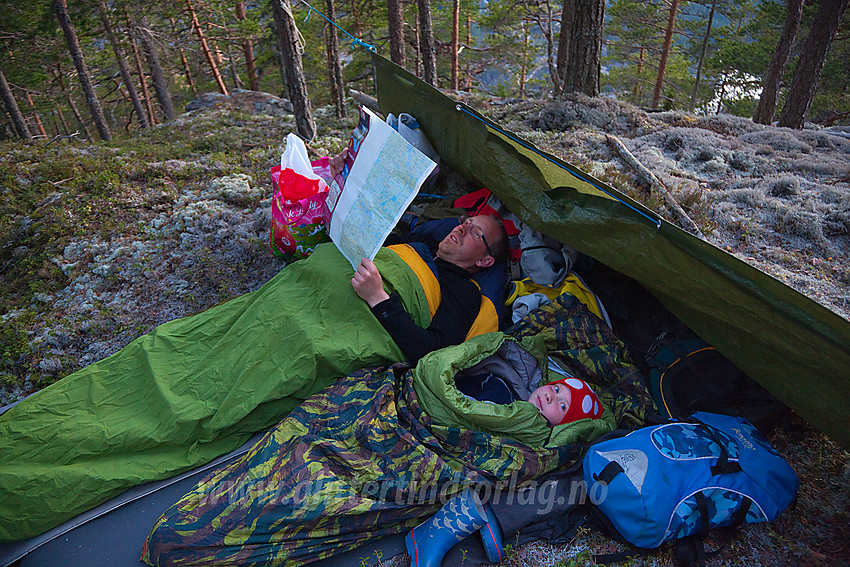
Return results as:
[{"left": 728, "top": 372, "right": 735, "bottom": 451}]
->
[{"left": 268, "top": 135, "right": 330, "bottom": 261}]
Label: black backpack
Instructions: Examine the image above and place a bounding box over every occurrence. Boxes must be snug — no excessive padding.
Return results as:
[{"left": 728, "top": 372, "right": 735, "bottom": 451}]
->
[{"left": 644, "top": 333, "right": 788, "bottom": 432}]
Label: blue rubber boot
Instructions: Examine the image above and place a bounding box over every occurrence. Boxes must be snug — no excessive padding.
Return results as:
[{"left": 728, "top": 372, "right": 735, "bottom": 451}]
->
[
  {"left": 479, "top": 502, "right": 505, "bottom": 563},
  {"left": 406, "top": 488, "right": 488, "bottom": 567}
]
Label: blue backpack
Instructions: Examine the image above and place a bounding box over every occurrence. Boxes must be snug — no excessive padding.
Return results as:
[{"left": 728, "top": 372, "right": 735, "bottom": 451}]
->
[{"left": 582, "top": 412, "right": 798, "bottom": 551}]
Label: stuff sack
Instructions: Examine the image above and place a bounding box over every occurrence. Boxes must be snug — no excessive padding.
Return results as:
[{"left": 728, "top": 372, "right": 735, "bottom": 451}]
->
[
  {"left": 269, "top": 134, "right": 330, "bottom": 261},
  {"left": 645, "top": 335, "right": 787, "bottom": 431},
  {"left": 582, "top": 412, "right": 798, "bottom": 550}
]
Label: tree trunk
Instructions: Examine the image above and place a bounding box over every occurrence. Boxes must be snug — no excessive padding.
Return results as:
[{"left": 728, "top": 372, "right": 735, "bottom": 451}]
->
[
  {"left": 111, "top": 77, "right": 133, "bottom": 129},
  {"left": 350, "top": 0, "right": 361, "bottom": 37},
  {"left": 716, "top": 71, "right": 727, "bottom": 114},
  {"left": 559, "top": 0, "right": 605, "bottom": 96},
  {"left": 325, "top": 0, "right": 346, "bottom": 118},
  {"left": 0, "top": 64, "right": 32, "bottom": 139},
  {"left": 652, "top": 0, "right": 680, "bottom": 109},
  {"left": 236, "top": 2, "right": 259, "bottom": 90},
  {"left": 226, "top": 42, "right": 244, "bottom": 91},
  {"left": 689, "top": 0, "right": 716, "bottom": 113},
  {"left": 464, "top": 11, "right": 472, "bottom": 90},
  {"left": 520, "top": 21, "right": 529, "bottom": 97},
  {"left": 126, "top": 9, "right": 157, "bottom": 125},
  {"left": 53, "top": 110, "right": 68, "bottom": 136},
  {"left": 554, "top": 0, "right": 573, "bottom": 95},
  {"left": 54, "top": 0, "right": 111, "bottom": 141},
  {"left": 271, "top": 0, "right": 316, "bottom": 140},
  {"left": 186, "top": 0, "right": 229, "bottom": 96},
  {"left": 413, "top": 17, "right": 422, "bottom": 77},
  {"left": 451, "top": 0, "right": 460, "bottom": 90},
  {"left": 25, "top": 92, "right": 48, "bottom": 137},
  {"left": 57, "top": 108, "right": 72, "bottom": 136},
  {"left": 387, "top": 0, "right": 406, "bottom": 68},
  {"left": 50, "top": 110, "right": 60, "bottom": 137},
  {"left": 542, "top": 0, "right": 559, "bottom": 96},
  {"left": 209, "top": 25, "right": 235, "bottom": 91},
  {"left": 753, "top": 0, "right": 803, "bottom": 124},
  {"left": 99, "top": 0, "right": 149, "bottom": 129},
  {"left": 135, "top": 19, "right": 176, "bottom": 121},
  {"left": 777, "top": 0, "right": 846, "bottom": 128},
  {"left": 417, "top": 0, "right": 437, "bottom": 86},
  {"left": 632, "top": 47, "right": 645, "bottom": 103},
  {"left": 169, "top": 16, "right": 198, "bottom": 99},
  {"left": 54, "top": 64, "right": 92, "bottom": 140},
  {"left": 606, "top": 133, "right": 706, "bottom": 239}
]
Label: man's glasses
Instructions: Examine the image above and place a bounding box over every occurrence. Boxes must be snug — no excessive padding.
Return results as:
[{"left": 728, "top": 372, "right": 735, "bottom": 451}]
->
[{"left": 459, "top": 215, "right": 493, "bottom": 258}]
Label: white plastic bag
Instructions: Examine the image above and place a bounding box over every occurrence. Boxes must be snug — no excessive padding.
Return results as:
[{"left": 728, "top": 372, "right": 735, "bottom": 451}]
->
[
  {"left": 281, "top": 133, "right": 324, "bottom": 183},
  {"left": 386, "top": 113, "right": 440, "bottom": 163}
]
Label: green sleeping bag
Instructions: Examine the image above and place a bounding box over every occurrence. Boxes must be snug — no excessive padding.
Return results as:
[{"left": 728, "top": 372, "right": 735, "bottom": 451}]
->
[
  {"left": 0, "top": 243, "right": 427, "bottom": 542},
  {"left": 413, "top": 332, "right": 616, "bottom": 448}
]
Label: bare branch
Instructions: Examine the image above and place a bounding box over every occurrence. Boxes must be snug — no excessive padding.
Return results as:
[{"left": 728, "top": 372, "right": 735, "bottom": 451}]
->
[{"left": 606, "top": 134, "right": 706, "bottom": 239}]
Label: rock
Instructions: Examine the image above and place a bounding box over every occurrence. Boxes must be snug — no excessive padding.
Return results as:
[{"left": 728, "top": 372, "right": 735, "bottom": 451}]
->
[{"left": 184, "top": 90, "right": 294, "bottom": 117}]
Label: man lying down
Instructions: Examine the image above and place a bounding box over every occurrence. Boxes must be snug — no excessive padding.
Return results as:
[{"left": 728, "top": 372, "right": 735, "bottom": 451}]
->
[
  {"left": 354, "top": 212, "right": 509, "bottom": 365},
  {"left": 0, "top": 211, "right": 512, "bottom": 542},
  {"left": 141, "top": 290, "right": 645, "bottom": 567}
]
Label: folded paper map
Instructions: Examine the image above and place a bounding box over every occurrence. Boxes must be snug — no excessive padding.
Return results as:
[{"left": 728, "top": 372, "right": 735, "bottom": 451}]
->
[{"left": 326, "top": 107, "right": 438, "bottom": 269}]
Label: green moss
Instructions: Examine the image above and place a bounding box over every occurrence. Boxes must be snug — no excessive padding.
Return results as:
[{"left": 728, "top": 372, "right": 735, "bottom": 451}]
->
[
  {"left": 0, "top": 108, "right": 373, "bottom": 389},
  {"left": 0, "top": 311, "right": 35, "bottom": 387}
]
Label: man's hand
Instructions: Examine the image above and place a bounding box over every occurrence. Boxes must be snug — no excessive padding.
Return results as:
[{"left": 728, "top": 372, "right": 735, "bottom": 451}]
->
[
  {"left": 351, "top": 258, "right": 390, "bottom": 308},
  {"left": 329, "top": 149, "right": 348, "bottom": 179}
]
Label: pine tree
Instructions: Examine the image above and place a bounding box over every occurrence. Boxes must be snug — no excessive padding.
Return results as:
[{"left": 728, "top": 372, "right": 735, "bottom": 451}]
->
[
  {"left": 54, "top": 0, "right": 111, "bottom": 141},
  {"left": 753, "top": 0, "right": 803, "bottom": 124},
  {"left": 271, "top": 0, "right": 316, "bottom": 140},
  {"left": 559, "top": 0, "right": 606, "bottom": 96},
  {"left": 779, "top": 0, "right": 849, "bottom": 128},
  {"left": 0, "top": 63, "right": 32, "bottom": 140},
  {"left": 98, "top": 0, "right": 149, "bottom": 129},
  {"left": 186, "top": 0, "right": 230, "bottom": 96},
  {"left": 418, "top": 0, "right": 437, "bottom": 85},
  {"left": 135, "top": 17, "right": 176, "bottom": 121},
  {"left": 236, "top": 2, "right": 259, "bottom": 91},
  {"left": 651, "top": 0, "right": 681, "bottom": 108},
  {"left": 325, "top": 0, "right": 346, "bottom": 118},
  {"left": 387, "top": 0, "right": 406, "bottom": 67}
]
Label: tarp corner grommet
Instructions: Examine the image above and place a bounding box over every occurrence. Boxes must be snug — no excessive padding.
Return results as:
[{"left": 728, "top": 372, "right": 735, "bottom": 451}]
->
[{"left": 455, "top": 104, "right": 462, "bottom": 111}]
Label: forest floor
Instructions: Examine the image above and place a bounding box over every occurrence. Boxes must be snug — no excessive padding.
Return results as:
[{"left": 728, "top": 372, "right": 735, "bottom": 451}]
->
[{"left": 0, "top": 89, "right": 847, "bottom": 566}]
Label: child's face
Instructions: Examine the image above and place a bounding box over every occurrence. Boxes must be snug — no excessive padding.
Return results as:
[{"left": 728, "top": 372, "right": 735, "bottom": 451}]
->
[{"left": 528, "top": 382, "right": 571, "bottom": 426}]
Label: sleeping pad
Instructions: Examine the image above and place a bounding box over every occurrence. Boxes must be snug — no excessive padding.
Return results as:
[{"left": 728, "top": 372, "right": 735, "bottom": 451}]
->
[
  {"left": 141, "top": 291, "right": 652, "bottom": 566},
  {"left": 0, "top": 243, "right": 431, "bottom": 542}
]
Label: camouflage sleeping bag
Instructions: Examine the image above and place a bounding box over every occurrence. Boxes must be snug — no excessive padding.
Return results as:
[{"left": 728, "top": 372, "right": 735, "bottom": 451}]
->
[{"left": 141, "top": 292, "right": 651, "bottom": 567}]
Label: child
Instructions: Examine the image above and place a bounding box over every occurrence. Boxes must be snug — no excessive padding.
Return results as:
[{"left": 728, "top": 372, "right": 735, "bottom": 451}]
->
[
  {"left": 455, "top": 357, "right": 604, "bottom": 427},
  {"left": 526, "top": 377, "right": 604, "bottom": 426}
]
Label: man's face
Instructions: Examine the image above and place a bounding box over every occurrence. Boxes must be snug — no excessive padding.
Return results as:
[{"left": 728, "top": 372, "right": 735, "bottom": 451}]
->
[
  {"left": 528, "top": 382, "right": 571, "bottom": 426},
  {"left": 436, "top": 215, "right": 499, "bottom": 272}
]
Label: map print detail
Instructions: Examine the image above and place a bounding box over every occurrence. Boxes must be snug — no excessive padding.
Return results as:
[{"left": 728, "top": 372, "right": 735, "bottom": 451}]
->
[{"left": 328, "top": 107, "right": 437, "bottom": 269}]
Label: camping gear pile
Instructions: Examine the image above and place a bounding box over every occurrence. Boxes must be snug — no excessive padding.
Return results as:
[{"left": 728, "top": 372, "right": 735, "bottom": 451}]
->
[
  {"left": 3, "top": 51, "right": 848, "bottom": 567},
  {"left": 370, "top": 52, "right": 848, "bottom": 455}
]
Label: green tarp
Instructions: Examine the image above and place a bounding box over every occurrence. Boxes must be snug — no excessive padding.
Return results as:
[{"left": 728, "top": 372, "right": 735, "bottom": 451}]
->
[{"left": 370, "top": 53, "right": 850, "bottom": 451}]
